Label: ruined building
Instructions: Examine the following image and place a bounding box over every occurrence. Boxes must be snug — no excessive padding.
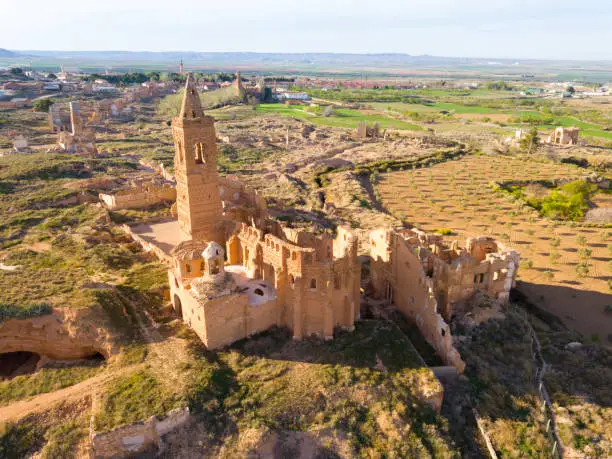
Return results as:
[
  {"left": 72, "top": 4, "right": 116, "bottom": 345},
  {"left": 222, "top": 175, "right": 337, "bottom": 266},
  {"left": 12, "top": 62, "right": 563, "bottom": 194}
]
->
[
  {"left": 167, "top": 75, "right": 360, "bottom": 349},
  {"left": 547, "top": 127, "right": 580, "bottom": 145},
  {"left": 368, "top": 228, "right": 519, "bottom": 372},
  {"left": 125, "top": 75, "right": 519, "bottom": 372},
  {"left": 57, "top": 102, "right": 98, "bottom": 156},
  {"left": 99, "top": 178, "right": 176, "bottom": 211},
  {"left": 234, "top": 71, "right": 246, "bottom": 100}
]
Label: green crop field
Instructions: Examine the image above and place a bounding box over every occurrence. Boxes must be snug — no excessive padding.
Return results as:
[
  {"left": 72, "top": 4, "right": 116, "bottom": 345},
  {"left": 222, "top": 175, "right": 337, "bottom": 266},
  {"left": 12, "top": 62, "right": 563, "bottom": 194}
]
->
[{"left": 256, "top": 103, "right": 422, "bottom": 130}]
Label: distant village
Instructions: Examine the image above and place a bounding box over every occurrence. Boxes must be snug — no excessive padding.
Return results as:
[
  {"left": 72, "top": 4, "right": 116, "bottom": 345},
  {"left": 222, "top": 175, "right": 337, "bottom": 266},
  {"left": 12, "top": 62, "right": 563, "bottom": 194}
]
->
[{"left": 1, "top": 60, "right": 609, "bottom": 112}]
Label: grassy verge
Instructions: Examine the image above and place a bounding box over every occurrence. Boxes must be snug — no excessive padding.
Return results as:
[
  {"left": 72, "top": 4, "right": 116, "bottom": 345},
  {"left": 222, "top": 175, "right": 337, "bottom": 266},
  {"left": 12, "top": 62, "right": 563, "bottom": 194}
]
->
[
  {"left": 159, "top": 321, "right": 456, "bottom": 457},
  {"left": 94, "top": 370, "right": 183, "bottom": 432},
  {"left": 0, "top": 362, "right": 103, "bottom": 407},
  {"left": 457, "top": 313, "right": 550, "bottom": 457}
]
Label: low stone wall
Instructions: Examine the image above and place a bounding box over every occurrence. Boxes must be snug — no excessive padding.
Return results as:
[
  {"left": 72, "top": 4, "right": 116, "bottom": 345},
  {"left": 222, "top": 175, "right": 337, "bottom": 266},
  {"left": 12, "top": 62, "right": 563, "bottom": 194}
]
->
[
  {"left": 99, "top": 185, "right": 176, "bottom": 211},
  {"left": 139, "top": 159, "right": 175, "bottom": 182},
  {"left": 90, "top": 407, "right": 190, "bottom": 458}
]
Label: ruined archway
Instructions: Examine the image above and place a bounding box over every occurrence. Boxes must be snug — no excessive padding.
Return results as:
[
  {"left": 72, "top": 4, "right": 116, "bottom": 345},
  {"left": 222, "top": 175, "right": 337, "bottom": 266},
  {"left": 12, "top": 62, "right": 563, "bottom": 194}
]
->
[{"left": 173, "top": 294, "right": 183, "bottom": 317}]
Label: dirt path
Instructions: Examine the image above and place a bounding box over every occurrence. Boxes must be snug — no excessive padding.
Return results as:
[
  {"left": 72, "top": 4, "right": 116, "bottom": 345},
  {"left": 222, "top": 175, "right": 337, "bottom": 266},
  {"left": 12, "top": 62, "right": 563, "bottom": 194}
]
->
[
  {"left": 0, "top": 364, "right": 140, "bottom": 423},
  {"left": 0, "top": 289, "right": 181, "bottom": 424}
]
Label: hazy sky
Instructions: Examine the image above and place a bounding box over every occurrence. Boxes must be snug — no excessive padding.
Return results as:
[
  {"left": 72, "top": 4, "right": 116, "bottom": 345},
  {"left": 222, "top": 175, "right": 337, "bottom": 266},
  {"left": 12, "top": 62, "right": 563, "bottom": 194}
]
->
[{"left": 2, "top": 0, "right": 611, "bottom": 60}]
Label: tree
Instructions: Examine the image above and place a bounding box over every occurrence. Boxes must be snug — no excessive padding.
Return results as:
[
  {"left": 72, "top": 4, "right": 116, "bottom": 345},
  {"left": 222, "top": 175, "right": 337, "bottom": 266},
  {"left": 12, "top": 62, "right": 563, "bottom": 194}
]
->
[
  {"left": 33, "top": 99, "right": 54, "bottom": 112},
  {"left": 567, "top": 86, "right": 576, "bottom": 94},
  {"left": 520, "top": 127, "right": 540, "bottom": 154},
  {"left": 323, "top": 106, "right": 335, "bottom": 117},
  {"left": 9, "top": 67, "right": 23, "bottom": 75}
]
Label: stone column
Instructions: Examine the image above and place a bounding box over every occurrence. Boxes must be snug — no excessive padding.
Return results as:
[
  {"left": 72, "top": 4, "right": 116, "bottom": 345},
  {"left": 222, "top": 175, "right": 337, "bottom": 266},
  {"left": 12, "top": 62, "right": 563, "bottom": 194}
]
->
[
  {"left": 292, "top": 278, "right": 303, "bottom": 340},
  {"left": 324, "top": 280, "right": 334, "bottom": 340}
]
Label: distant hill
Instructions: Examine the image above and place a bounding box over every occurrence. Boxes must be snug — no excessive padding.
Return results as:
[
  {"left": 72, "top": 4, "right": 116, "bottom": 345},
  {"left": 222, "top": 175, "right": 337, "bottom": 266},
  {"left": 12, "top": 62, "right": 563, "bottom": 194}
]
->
[
  {"left": 5, "top": 50, "right": 612, "bottom": 82},
  {"left": 0, "top": 49, "right": 19, "bottom": 57}
]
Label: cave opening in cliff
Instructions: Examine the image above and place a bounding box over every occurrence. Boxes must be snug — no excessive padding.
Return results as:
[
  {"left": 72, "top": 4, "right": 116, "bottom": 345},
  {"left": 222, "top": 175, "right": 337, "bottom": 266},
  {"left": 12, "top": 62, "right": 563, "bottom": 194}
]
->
[
  {"left": 0, "top": 351, "right": 41, "bottom": 379},
  {"left": 87, "top": 352, "right": 106, "bottom": 362}
]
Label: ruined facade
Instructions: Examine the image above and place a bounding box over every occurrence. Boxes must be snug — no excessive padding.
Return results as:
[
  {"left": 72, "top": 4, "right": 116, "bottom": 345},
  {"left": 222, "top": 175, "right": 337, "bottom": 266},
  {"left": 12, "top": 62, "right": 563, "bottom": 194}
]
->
[
  {"left": 99, "top": 179, "right": 176, "bottom": 211},
  {"left": 356, "top": 121, "right": 381, "bottom": 139},
  {"left": 57, "top": 102, "right": 98, "bottom": 156},
  {"left": 547, "top": 127, "right": 580, "bottom": 145},
  {"left": 368, "top": 228, "right": 519, "bottom": 371}
]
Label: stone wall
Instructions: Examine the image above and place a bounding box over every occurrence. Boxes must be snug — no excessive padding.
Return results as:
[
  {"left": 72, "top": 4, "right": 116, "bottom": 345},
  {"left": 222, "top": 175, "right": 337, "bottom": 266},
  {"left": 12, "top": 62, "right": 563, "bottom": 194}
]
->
[
  {"left": 90, "top": 407, "right": 190, "bottom": 458},
  {"left": 369, "top": 228, "right": 466, "bottom": 373},
  {"left": 99, "top": 184, "right": 176, "bottom": 210}
]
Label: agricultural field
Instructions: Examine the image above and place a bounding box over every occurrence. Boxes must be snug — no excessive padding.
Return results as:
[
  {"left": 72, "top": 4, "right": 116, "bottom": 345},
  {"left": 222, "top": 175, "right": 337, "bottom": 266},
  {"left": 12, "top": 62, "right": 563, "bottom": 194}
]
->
[
  {"left": 305, "top": 86, "right": 612, "bottom": 143},
  {"left": 256, "top": 103, "right": 422, "bottom": 130},
  {"left": 377, "top": 154, "right": 612, "bottom": 343}
]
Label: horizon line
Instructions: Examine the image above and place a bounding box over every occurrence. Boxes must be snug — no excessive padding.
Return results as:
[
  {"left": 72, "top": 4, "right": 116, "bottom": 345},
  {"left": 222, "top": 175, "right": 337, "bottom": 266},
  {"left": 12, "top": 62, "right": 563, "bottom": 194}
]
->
[{"left": 5, "top": 49, "right": 612, "bottom": 64}]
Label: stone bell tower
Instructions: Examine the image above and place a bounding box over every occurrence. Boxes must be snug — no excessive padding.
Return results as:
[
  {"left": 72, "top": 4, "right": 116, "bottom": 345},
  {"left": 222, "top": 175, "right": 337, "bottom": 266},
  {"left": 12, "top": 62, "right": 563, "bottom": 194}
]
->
[{"left": 172, "top": 74, "right": 224, "bottom": 243}]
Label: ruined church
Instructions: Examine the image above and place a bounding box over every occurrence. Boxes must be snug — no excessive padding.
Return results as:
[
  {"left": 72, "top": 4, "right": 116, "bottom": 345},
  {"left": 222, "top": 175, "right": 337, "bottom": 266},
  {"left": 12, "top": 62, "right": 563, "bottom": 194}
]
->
[
  {"left": 157, "top": 75, "right": 520, "bottom": 372},
  {"left": 168, "top": 75, "right": 360, "bottom": 349}
]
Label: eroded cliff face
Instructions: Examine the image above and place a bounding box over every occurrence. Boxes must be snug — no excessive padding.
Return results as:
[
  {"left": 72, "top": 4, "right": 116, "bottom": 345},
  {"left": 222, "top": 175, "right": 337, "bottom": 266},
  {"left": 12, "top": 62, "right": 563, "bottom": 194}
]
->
[{"left": 0, "top": 307, "right": 116, "bottom": 360}]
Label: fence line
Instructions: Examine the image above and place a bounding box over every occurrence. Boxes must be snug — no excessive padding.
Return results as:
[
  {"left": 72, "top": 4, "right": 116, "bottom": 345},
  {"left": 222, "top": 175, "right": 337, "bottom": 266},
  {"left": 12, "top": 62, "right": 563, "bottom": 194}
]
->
[
  {"left": 472, "top": 408, "right": 499, "bottom": 459},
  {"left": 514, "top": 307, "right": 564, "bottom": 459}
]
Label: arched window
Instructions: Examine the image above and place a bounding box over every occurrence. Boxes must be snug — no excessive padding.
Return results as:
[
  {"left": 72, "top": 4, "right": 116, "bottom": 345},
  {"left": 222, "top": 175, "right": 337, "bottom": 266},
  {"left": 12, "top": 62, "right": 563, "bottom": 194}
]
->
[
  {"left": 289, "top": 274, "right": 295, "bottom": 285},
  {"left": 195, "top": 142, "right": 205, "bottom": 164},
  {"left": 185, "top": 263, "right": 191, "bottom": 273},
  {"left": 310, "top": 278, "right": 317, "bottom": 290},
  {"left": 177, "top": 140, "right": 184, "bottom": 163}
]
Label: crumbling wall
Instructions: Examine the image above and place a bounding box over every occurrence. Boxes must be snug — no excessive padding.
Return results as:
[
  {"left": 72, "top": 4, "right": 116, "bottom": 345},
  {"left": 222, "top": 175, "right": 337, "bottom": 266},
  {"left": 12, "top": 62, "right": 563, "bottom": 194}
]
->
[
  {"left": 91, "top": 408, "right": 190, "bottom": 458},
  {"left": 368, "top": 228, "right": 466, "bottom": 373},
  {"left": 99, "top": 184, "right": 176, "bottom": 210},
  {"left": 547, "top": 127, "right": 580, "bottom": 145}
]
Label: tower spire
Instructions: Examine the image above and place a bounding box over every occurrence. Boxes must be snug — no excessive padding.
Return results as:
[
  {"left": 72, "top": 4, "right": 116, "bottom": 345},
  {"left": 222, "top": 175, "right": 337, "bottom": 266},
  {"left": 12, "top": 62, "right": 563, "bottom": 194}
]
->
[{"left": 179, "top": 74, "right": 204, "bottom": 120}]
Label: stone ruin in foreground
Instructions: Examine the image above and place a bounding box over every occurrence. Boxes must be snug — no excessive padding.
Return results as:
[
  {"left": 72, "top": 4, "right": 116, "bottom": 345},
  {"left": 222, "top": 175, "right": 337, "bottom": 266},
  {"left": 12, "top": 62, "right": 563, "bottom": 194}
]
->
[{"left": 122, "top": 75, "right": 520, "bottom": 374}]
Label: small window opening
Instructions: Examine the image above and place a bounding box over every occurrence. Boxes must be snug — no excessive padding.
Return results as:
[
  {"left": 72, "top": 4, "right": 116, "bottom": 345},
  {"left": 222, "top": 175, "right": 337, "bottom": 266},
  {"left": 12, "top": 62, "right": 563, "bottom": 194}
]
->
[
  {"left": 185, "top": 264, "right": 191, "bottom": 273},
  {"left": 310, "top": 279, "right": 317, "bottom": 289},
  {"left": 254, "top": 288, "right": 264, "bottom": 296},
  {"left": 441, "top": 328, "right": 446, "bottom": 337}
]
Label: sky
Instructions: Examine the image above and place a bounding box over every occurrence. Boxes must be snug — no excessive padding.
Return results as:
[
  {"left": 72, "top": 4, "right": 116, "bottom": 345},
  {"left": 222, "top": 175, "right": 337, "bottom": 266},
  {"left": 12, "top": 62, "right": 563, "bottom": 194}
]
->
[{"left": 2, "top": 0, "right": 611, "bottom": 60}]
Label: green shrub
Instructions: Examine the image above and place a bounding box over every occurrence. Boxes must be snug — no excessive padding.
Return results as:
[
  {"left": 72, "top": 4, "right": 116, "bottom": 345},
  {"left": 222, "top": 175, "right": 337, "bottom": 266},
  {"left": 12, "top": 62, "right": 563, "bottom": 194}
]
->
[
  {"left": 0, "top": 303, "right": 52, "bottom": 323},
  {"left": 539, "top": 181, "right": 597, "bottom": 221}
]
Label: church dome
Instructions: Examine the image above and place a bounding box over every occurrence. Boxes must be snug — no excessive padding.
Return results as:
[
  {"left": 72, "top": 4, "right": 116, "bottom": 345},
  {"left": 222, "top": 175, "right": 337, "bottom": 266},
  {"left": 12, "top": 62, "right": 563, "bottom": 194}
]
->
[
  {"left": 203, "top": 241, "right": 224, "bottom": 260},
  {"left": 171, "top": 240, "right": 208, "bottom": 261}
]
